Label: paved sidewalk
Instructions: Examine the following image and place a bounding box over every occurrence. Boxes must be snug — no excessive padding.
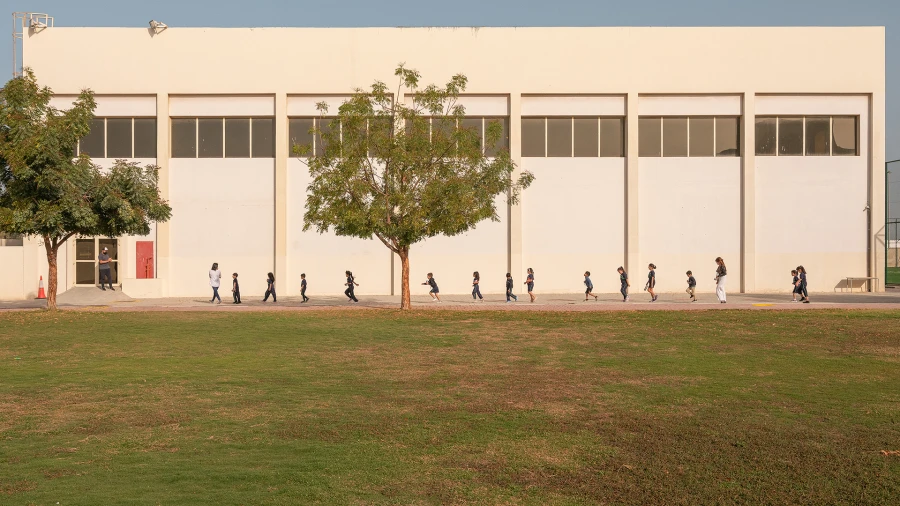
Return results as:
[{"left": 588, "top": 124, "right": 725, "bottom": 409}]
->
[{"left": 3, "top": 286, "right": 900, "bottom": 312}]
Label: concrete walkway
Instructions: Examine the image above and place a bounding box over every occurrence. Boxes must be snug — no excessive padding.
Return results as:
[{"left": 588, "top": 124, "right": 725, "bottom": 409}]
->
[{"left": 3, "top": 286, "right": 900, "bottom": 312}]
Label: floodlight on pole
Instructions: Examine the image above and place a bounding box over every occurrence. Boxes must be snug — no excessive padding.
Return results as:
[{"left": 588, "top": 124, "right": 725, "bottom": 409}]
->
[{"left": 149, "top": 20, "right": 168, "bottom": 34}]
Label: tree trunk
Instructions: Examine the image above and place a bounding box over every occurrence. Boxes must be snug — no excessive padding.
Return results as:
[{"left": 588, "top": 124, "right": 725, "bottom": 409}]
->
[
  {"left": 43, "top": 236, "right": 58, "bottom": 311},
  {"left": 398, "top": 247, "right": 411, "bottom": 310}
]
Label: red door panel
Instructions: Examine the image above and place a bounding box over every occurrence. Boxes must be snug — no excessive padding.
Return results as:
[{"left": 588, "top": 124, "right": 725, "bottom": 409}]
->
[{"left": 136, "top": 241, "right": 154, "bottom": 279}]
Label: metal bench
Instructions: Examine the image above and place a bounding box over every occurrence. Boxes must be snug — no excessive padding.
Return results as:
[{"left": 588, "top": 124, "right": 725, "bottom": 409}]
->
[{"left": 835, "top": 277, "right": 880, "bottom": 293}]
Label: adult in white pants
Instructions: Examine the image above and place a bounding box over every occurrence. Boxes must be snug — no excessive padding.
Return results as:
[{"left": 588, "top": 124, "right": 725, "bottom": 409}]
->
[{"left": 714, "top": 257, "right": 727, "bottom": 303}]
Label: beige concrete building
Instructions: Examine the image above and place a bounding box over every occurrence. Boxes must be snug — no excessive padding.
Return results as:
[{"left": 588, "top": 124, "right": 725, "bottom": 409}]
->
[{"left": 0, "top": 25, "right": 886, "bottom": 299}]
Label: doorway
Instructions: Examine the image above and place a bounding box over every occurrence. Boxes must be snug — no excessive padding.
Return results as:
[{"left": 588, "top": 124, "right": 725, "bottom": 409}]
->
[{"left": 75, "top": 238, "right": 119, "bottom": 286}]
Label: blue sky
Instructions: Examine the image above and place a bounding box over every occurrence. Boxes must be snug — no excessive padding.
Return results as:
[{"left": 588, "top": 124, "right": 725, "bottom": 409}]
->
[{"left": 5, "top": 0, "right": 900, "bottom": 213}]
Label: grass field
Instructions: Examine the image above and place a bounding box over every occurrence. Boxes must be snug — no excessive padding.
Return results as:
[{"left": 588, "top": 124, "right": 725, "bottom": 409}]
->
[{"left": 2, "top": 310, "right": 899, "bottom": 505}]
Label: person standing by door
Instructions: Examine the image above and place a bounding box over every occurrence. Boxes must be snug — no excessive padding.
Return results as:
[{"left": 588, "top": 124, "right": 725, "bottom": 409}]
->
[
  {"left": 209, "top": 262, "right": 222, "bottom": 304},
  {"left": 98, "top": 247, "right": 114, "bottom": 291},
  {"left": 714, "top": 257, "right": 727, "bottom": 304}
]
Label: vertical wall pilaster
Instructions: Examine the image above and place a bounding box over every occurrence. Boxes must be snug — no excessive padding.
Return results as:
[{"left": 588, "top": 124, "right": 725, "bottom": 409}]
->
[
  {"left": 871, "top": 91, "right": 886, "bottom": 291},
  {"left": 274, "top": 93, "right": 288, "bottom": 290},
  {"left": 155, "top": 93, "right": 171, "bottom": 296},
  {"left": 625, "top": 92, "right": 640, "bottom": 273},
  {"left": 741, "top": 93, "right": 756, "bottom": 293},
  {"left": 509, "top": 93, "right": 523, "bottom": 279}
]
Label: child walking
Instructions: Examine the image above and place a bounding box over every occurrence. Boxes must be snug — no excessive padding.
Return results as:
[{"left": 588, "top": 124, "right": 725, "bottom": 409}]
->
[
  {"left": 791, "top": 270, "right": 800, "bottom": 302},
  {"left": 505, "top": 273, "right": 518, "bottom": 303},
  {"left": 471, "top": 271, "right": 483, "bottom": 301},
  {"left": 584, "top": 271, "right": 599, "bottom": 301},
  {"left": 422, "top": 273, "right": 442, "bottom": 302},
  {"left": 232, "top": 272, "right": 241, "bottom": 304},
  {"left": 645, "top": 263, "right": 657, "bottom": 302},
  {"left": 686, "top": 270, "right": 697, "bottom": 302},
  {"left": 524, "top": 268, "right": 536, "bottom": 302},
  {"left": 345, "top": 270, "right": 359, "bottom": 303},
  {"left": 263, "top": 272, "right": 276, "bottom": 302},
  {"left": 797, "top": 265, "right": 809, "bottom": 303},
  {"left": 617, "top": 267, "right": 629, "bottom": 302},
  {"left": 300, "top": 273, "right": 309, "bottom": 303}
]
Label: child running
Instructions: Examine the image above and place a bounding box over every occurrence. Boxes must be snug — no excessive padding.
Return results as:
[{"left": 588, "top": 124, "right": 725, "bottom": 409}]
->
[
  {"left": 263, "top": 272, "right": 276, "bottom": 302},
  {"left": 791, "top": 269, "right": 800, "bottom": 302},
  {"left": 422, "top": 273, "right": 442, "bottom": 302},
  {"left": 617, "top": 267, "right": 629, "bottom": 302},
  {"left": 524, "top": 268, "right": 536, "bottom": 302},
  {"left": 345, "top": 270, "right": 359, "bottom": 303},
  {"left": 686, "top": 270, "right": 697, "bottom": 302},
  {"left": 505, "top": 273, "right": 518, "bottom": 303},
  {"left": 231, "top": 272, "right": 241, "bottom": 304},
  {"left": 645, "top": 263, "right": 658, "bottom": 302},
  {"left": 300, "top": 273, "right": 309, "bottom": 303},
  {"left": 471, "top": 271, "right": 483, "bottom": 302},
  {"left": 584, "top": 271, "right": 599, "bottom": 301}
]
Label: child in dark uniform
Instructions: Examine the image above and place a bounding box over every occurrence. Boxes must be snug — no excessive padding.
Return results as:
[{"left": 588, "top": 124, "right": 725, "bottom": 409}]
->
[
  {"left": 791, "top": 269, "right": 800, "bottom": 302},
  {"left": 263, "top": 272, "right": 276, "bottom": 302},
  {"left": 524, "top": 268, "right": 535, "bottom": 302},
  {"left": 646, "top": 263, "right": 657, "bottom": 302},
  {"left": 345, "top": 270, "right": 359, "bottom": 303},
  {"left": 422, "top": 273, "right": 441, "bottom": 302},
  {"left": 686, "top": 270, "right": 697, "bottom": 302},
  {"left": 505, "top": 273, "right": 518, "bottom": 303},
  {"left": 232, "top": 273, "right": 241, "bottom": 304},
  {"left": 300, "top": 273, "right": 309, "bottom": 303},
  {"left": 617, "top": 267, "right": 629, "bottom": 302},
  {"left": 472, "top": 271, "right": 483, "bottom": 301}
]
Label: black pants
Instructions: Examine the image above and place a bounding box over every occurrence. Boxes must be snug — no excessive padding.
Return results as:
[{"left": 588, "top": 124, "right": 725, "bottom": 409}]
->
[
  {"left": 233, "top": 290, "right": 241, "bottom": 303},
  {"left": 620, "top": 283, "right": 628, "bottom": 299},
  {"left": 345, "top": 286, "right": 358, "bottom": 302},
  {"left": 99, "top": 268, "right": 113, "bottom": 289},
  {"left": 472, "top": 285, "right": 482, "bottom": 300},
  {"left": 301, "top": 287, "right": 308, "bottom": 301},
  {"left": 264, "top": 289, "right": 276, "bottom": 302}
]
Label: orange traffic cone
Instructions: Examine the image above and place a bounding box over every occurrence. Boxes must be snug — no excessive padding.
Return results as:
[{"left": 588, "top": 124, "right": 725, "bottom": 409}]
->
[{"left": 36, "top": 275, "right": 46, "bottom": 299}]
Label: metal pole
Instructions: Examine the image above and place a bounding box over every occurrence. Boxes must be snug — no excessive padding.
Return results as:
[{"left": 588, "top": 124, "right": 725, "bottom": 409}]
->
[{"left": 888, "top": 160, "right": 900, "bottom": 287}]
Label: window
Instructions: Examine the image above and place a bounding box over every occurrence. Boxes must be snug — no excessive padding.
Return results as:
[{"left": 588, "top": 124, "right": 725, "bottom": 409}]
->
[
  {"left": 778, "top": 118, "right": 803, "bottom": 155},
  {"left": 639, "top": 117, "right": 661, "bottom": 157},
  {"left": 546, "top": 118, "right": 572, "bottom": 157},
  {"left": 106, "top": 118, "right": 132, "bottom": 158},
  {"left": 77, "top": 118, "right": 157, "bottom": 158},
  {"left": 288, "top": 118, "right": 314, "bottom": 157},
  {"left": 173, "top": 117, "right": 275, "bottom": 158},
  {"left": 484, "top": 117, "right": 509, "bottom": 157},
  {"left": 599, "top": 118, "right": 624, "bottom": 157},
  {"left": 573, "top": 118, "right": 598, "bottom": 157},
  {"left": 225, "top": 119, "right": 250, "bottom": 158},
  {"left": 662, "top": 117, "right": 688, "bottom": 157},
  {"left": 79, "top": 119, "right": 105, "bottom": 157},
  {"left": 805, "top": 116, "right": 830, "bottom": 156},
  {"left": 134, "top": 119, "right": 157, "bottom": 158},
  {"left": 689, "top": 118, "right": 714, "bottom": 157},
  {"left": 521, "top": 118, "right": 546, "bottom": 157},
  {"left": 757, "top": 115, "right": 858, "bottom": 157},
  {"left": 251, "top": 118, "right": 275, "bottom": 158},
  {"left": 316, "top": 117, "right": 339, "bottom": 157},
  {"left": 0, "top": 233, "right": 24, "bottom": 247},
  {"left": 715, "top": 117, "right": 740, "bottom": 156},
  {"left": 755, "top": 117, "right": 777, "bottom": 156},
  {"left": 832, "top": 116, "right": 858, "bottom": 156},
  {"left": 524, "top": 117, "right": 625, "bottom": 158},
  {"left": 171, "top": 118, "right": 197, "bottom": 158}
]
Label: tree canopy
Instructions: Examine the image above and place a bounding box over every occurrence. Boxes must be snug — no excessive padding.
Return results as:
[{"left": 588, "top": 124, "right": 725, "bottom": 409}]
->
[{"left": 299, "top": 65, "right": 533, "bottom": 309}]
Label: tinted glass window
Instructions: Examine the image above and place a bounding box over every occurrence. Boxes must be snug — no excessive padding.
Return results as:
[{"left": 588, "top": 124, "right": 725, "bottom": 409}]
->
[
  {"left": 662, "top": 117, "right": 688, "bottom": 157},
  {"left": 599, "top": 118, "right": 624, "bottom": 157},
  {"left": 805, "top": 116, "right": 830, "bottom": 156},
  {"left": 198, "top": 118, "right": 223, "bottom": 158},
  {"left": 289, "top": 118, "right": 314, "bottom": 157},
  {"left": 832, "top": 116, "right": 858, "bottom": 156},
  {"left": 460, "top": 118, "right": 483, "bottom": 152},
  {"left": 689, "top": 117, "right": 714, "bottom": 157},
  {"left": 639, "top": 117, "right": 661, "bottom": 157},
  {"left": 171, "top": 118, "right": 196, "bottom": 158},
  {"left": 547, "top": 118, "right": 572, "bottom": 157},
  {"left": 79, "top": 118, "right": 105, "bottom": 157},
  {"left": 106, "top": 118, "right": 132, "bottom": 158},
  {"left": 252, "top": 118, "right": 275, "bottom": 158},
  {"left": 755, "top": 117, "right": 777, "bottom": 156},
  {"left": 484, "top": 117, "right": 509, "bottom": 157},
  {"left": 316, "top": 117, "right": 339, "bottom": 157},
  {"left": 133, "top": 118, "right": 157, "bottom": 158},
  {"left": 573, "top": 118, "right": 598, "bottom": 157},
  {"left": 521, "top": 118, "right": 545, "bottom": 157},
  {"left": 778, "top": 117, "right": 803, "bottom": 156},
  {"left": 224, "top": 118, "right": 250, "bottom": 158},
  {"left": 715, "top": 117, "right": 740, "bottom": 157}
]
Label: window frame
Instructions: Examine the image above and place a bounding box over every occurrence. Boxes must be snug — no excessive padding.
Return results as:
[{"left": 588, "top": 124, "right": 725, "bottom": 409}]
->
[{"left": 755, "top": 115, "right": 859, "bottom": 157}]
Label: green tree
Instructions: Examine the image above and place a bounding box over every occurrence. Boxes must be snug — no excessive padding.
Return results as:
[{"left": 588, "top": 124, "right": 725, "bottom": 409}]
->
[
  {"left": 299, "top": 65, "right": 533, "bottom": 309},
  {"left": 0, "top": 70, "right": 172, "bottom": 309}
]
